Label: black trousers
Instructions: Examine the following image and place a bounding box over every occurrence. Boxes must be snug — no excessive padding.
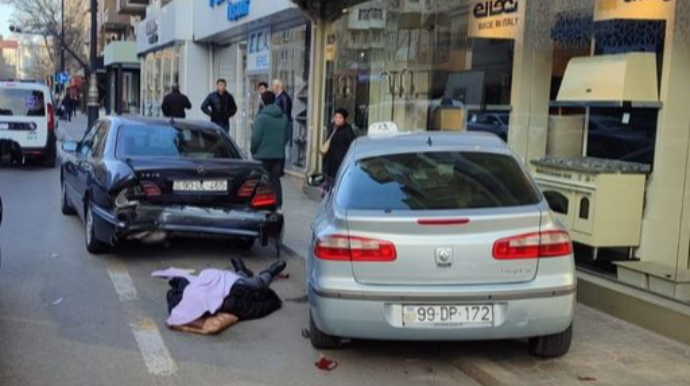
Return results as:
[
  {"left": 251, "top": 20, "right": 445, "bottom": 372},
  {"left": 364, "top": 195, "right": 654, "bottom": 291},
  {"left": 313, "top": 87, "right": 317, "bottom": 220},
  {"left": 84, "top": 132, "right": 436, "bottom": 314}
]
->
[{"left": 260, "top": 159, "right": 284, "bottom": 208}]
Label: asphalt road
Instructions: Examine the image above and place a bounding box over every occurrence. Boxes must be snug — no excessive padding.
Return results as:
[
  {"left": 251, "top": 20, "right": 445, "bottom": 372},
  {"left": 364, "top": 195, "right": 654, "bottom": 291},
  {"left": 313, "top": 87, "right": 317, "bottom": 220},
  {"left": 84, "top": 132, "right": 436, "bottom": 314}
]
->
[{"left": 1, "top": 117, "right": 690, "bottom": 386}]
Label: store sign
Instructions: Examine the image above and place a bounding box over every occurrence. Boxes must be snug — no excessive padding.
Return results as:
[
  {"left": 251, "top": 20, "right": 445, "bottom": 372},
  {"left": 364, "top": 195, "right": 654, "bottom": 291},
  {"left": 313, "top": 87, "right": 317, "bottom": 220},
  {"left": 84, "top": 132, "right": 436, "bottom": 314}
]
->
[
  {"left": 468, "top": 0, "right": 523, "bottom": 40},
  {"left": 594, "top": 0, "right": 674, "bottom": 21},
  {"left": 209, "top": 0, "right": 251, "bottom": 22},
  {"left": 247, "top": 28, "right": 271, "bottom": 73}
]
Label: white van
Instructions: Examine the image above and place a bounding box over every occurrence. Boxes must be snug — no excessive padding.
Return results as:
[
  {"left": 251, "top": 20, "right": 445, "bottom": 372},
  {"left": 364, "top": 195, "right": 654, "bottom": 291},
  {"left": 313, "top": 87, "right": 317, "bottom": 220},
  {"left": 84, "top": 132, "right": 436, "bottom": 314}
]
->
[{"left": 0, "top": 81, "right": 57, "bottom": 167}]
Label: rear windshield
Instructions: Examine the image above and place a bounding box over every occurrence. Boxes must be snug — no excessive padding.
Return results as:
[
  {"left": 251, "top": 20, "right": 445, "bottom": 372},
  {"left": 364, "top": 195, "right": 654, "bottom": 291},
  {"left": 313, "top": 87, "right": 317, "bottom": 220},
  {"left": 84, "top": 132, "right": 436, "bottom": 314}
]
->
[
  {"left": 337, "top": 152, "right": 541, "bottom": 210},
  {"left": 0, "top": 89, "right": 46, "bottom": 117},
  {"left": 117, "top": 125, "right": 241, "bottom": 159}
]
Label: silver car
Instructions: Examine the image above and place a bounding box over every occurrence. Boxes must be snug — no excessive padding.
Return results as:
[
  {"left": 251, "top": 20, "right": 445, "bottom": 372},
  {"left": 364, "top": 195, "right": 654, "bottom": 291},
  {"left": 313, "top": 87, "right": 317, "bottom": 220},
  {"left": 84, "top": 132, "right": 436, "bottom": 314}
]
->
[{"left": 307, "top": 131, "right": 576, "bottom": 358}]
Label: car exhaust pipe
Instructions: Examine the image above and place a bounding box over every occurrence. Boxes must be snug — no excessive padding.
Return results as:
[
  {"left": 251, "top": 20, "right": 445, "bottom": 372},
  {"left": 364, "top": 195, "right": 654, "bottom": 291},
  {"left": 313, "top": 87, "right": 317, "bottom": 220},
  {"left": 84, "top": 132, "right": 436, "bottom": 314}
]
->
[{"left": 129, "top": 231, "right": 168, "bottom": 245}]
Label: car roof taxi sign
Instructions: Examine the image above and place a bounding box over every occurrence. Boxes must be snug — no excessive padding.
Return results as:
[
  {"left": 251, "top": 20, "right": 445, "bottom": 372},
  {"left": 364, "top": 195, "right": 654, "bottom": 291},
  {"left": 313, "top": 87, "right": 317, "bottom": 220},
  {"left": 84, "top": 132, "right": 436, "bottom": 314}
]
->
[{"left": 368, "top": 122, "right": 399, "bottom": 138}]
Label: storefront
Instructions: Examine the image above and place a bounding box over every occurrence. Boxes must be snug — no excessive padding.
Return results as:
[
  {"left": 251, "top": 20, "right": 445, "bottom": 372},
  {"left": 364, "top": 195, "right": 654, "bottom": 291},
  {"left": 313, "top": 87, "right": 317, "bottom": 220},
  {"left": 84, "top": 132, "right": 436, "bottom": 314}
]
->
[
  {"left": 194, "top": 0, "right": 312, "bottom": 173},
  {"left": 297, "top": 0, "right": 690, "bottom": 325},
  {"left": 104, "top": 41, "right": 140, "bottom": 115},
  {"left": 137, "top": 0, "right": 209, "bottom": 120}
]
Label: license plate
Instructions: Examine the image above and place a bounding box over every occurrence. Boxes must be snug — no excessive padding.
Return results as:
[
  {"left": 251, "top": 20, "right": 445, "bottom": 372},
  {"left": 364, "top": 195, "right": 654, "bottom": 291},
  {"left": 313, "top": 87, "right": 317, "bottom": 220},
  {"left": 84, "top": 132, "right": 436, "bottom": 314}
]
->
[
  {"left": 403, "top": 305, "right": 494, "bottom": 327},
  {"left": 173, "top": 180, "right": 228, "bottom": 192},
  {"left": 0, "top": 123, "right": 8, "bottom": 130}
]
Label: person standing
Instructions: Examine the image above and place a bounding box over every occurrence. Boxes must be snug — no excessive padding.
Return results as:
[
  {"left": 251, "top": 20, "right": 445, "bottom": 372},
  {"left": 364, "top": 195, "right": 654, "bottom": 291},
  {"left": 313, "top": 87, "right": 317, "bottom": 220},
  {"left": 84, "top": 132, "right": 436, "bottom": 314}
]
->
[
  {"left": 257, "top": 82, "right": 268, "bottom": 114},
  {"left": 272, "top": 79, "right": 293, "bottom": 174},
  {"left": 162, "top": 85, "right": 192, "bottom": 119},
  {"left": 63, "top": 94, "right": 73, "bottom": 122},
  {"left": 322, "top": 108, "right": 356, "bottom": 186},
  {"left": 251, "top": 91, "right": 289, "bottom": 208},
  {"left": 201, "top": 79, "right": 238, "bottom": 132}
]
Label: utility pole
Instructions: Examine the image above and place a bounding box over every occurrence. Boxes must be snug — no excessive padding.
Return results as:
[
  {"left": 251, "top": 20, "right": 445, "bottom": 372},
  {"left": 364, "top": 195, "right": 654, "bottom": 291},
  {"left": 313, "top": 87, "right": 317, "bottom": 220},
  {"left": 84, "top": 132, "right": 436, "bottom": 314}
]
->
[
  {"left": 87, "top": 0, "right": 99, "bottom": 127},
  {"left": 60, "top": 0, "right": 65, "bottom": 94}
]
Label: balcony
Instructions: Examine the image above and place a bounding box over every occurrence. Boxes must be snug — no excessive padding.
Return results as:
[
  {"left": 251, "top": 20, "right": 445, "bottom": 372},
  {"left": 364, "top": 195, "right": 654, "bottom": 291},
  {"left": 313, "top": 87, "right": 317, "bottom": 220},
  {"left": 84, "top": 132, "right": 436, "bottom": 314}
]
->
[
  {"left": 104, "top": 41, "right": 138, "bottom": 67},
  {"left": 104, "top": 2, "right": 132, "bottom": 32},
  {"left": 117, "top": 0, "right": 147, "bottom": 16}
]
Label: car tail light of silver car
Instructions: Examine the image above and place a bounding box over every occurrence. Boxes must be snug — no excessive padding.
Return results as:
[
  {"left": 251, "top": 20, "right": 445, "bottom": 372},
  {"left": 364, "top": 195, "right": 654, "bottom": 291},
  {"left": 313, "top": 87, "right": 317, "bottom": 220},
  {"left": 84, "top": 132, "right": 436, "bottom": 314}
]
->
[
  {"left": 315, "top": 235, "right": 397, "bottom": 262},
  {"left": 492, "top": 230, "right": 573, "bottom": 260}
]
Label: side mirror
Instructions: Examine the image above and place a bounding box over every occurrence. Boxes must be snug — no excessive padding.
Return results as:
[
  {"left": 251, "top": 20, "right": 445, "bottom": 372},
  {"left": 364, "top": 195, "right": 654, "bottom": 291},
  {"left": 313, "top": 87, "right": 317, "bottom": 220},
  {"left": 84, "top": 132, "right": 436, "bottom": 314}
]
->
[
  {"left": 62, "top": 141, "right": 78, "bottom": 153},
  {"left": 307, "top": 173, "right": 325, "bottom": 187}
]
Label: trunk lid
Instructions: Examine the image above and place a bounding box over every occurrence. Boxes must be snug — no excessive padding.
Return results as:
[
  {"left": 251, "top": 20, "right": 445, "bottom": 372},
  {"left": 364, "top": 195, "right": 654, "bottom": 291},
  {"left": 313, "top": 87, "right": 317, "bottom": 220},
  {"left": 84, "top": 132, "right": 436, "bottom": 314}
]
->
[
  {"left": 348, "top": 206, "right": 542, "bottom": 285},
  {"left": 124, "top": 157, "right": 267, "bottom": 207}
]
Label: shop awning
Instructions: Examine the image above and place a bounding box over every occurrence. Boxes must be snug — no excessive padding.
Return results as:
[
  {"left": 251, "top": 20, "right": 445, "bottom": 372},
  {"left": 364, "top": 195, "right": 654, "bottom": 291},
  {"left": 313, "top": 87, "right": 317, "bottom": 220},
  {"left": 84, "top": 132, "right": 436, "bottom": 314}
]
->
[{"left": 555, "top": 52, "right": 661, "bottom": 108}]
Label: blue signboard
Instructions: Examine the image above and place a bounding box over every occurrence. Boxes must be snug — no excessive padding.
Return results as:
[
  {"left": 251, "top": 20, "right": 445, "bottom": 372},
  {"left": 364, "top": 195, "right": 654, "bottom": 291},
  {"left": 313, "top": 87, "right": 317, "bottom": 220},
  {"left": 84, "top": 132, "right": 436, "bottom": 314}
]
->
[
  {"left": 209, "top": 0, "right": 250, "bottom": 22},
  {"left": 55, "top": 72, "right": 70, "bottom": 85}
]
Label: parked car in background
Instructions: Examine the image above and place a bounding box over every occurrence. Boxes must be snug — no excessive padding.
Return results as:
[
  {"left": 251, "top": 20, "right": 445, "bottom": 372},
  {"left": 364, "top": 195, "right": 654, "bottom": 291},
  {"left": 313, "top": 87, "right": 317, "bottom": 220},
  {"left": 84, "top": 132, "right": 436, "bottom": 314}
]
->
[
  {"left": 60, "top": 117, "right": 284, "bottom": 254},
  {"left": 0, "top": 81, "right": 57, "bottom": 167},
  {"left": 467, "top": 112, "right": 510, "bottom": 141},
  {"left": 307, "top": 127, "right": 576, "bottom": 358}
]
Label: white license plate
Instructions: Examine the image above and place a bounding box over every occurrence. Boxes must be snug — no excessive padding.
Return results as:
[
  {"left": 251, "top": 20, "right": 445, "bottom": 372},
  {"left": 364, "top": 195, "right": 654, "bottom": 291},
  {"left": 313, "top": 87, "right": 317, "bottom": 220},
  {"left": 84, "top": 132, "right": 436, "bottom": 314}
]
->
[
  {"left": 173, "top": 180, "right": 228, "bottom": 192},
  {"left": 403, "top": 305, "right": 494, "bottom": 327},
  {"left": 0, "top": 123, "right": 8, "bottom": 130}
]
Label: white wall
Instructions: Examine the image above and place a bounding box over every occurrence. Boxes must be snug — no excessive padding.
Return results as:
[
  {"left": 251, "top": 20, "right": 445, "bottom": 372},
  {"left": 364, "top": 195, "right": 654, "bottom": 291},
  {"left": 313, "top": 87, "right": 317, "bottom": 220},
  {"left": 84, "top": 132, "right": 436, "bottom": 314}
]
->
[
  {"left": 194, "top": 0, "right": 295, "bottom": 41},
  {"left": 181, "top": 43, "right": 210, "bottom": 121}
]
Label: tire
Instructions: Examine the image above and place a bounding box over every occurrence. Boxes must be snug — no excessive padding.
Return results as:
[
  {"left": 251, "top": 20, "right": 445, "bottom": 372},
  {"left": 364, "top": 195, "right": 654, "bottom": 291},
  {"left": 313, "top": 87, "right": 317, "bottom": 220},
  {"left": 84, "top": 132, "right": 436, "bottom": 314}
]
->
[
  {"left": 85, "top": 201, "right": 108, "bottom": 254},
  {"left": 529, "top": 324, "right": 573, "bottom": 359},
  {"left": 310, "top": 312, "right": 342, "bottom": 350},
  {"left": 61, "top": 181, "right": 76, "bottom": 215}
]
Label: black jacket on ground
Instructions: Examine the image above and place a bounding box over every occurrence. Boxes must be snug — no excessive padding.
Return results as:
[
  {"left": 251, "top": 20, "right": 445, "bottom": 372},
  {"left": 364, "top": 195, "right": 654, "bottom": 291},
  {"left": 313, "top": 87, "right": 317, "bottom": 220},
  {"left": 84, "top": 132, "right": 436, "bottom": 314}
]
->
[
  {"left": 166, "top": 278, "right": 282, "bottom": 321},
  {"left": 161, "top": 91, "right": 192, "bottom": 118},
  {"left": 201, "top": 91, "right": 238, "bottom": 126},
  {"left": 323, "top": 123, "right": 356, "bottom": 180}
]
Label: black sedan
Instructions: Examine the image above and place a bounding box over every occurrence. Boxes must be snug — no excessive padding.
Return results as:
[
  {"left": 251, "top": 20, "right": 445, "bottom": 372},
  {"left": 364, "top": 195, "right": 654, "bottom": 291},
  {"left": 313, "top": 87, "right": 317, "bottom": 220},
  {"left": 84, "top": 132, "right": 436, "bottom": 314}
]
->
[{"left": 60, "top": 117, "right": 283, "bottom": 254}]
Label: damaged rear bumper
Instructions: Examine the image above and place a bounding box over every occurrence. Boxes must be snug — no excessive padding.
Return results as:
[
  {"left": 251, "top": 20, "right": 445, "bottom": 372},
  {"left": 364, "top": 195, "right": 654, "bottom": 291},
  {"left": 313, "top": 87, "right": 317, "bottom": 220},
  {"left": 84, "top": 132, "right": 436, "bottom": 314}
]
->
[{"left": 93, "top": 204, "right": 284, "bottom": 245}]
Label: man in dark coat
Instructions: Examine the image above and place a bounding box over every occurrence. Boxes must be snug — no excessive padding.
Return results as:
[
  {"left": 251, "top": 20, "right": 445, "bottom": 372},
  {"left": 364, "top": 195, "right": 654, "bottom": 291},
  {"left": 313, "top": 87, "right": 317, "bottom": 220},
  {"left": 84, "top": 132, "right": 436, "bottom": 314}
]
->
[
  {"left": 252, "top": 91, "right": 289, "bottom": 208},
  {"left": 201, "top": 79, "right": 238, "bottom": 132},
  {"left": 161, "top": 85, "right": 192, "bottom": 119},
  {"left": 273, "top": 79, "right": 293, "bottom": 174}
]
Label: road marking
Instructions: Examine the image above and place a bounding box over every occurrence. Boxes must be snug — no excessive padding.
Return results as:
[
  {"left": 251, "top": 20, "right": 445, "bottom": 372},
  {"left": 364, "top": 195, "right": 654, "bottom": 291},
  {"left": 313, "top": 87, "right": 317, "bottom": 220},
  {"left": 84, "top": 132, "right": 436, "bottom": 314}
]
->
[
  {"left": 106, "top": 259, "right": 177, "bottom": 377},
  {"left": 131, "top": 318, "right": 178, "bottom": 376},
  {"left": 107, "top": 264, "right": 138, "bottom": 302}
]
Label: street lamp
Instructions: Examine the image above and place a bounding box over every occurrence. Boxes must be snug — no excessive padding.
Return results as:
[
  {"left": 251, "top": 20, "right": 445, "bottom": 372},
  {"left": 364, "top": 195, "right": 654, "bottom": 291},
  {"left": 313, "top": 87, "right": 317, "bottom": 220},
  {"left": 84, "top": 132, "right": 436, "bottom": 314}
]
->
[{"left": 87, "top": 0, "right": 99, "bottom": 127}]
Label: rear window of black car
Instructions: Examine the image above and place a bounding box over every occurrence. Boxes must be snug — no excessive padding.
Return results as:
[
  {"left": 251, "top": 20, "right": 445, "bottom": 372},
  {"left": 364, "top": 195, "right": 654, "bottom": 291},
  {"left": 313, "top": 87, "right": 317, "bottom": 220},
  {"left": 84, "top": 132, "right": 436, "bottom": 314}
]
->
[
  {"left": 0, "top": 88, "right": 46, "bottom": 117},
  {"left": 117, "top": 125, "right": 241, "bottom": 159},
  {"left": 337, "top": 152, "right": 541, "bottom": 210}
]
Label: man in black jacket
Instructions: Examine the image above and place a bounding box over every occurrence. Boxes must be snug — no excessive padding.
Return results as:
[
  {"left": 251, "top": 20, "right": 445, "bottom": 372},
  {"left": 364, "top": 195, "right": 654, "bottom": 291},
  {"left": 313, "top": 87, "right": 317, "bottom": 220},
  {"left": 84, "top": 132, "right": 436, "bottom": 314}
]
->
[
  {"left": 162, "top": 85, "right": 192, "bottom": 119},
  {"left": 273, "top": 79, "right": 293, "bottom": 174},
  {"left": 201, "top": 79, "right": 238, "bottom": 132}
]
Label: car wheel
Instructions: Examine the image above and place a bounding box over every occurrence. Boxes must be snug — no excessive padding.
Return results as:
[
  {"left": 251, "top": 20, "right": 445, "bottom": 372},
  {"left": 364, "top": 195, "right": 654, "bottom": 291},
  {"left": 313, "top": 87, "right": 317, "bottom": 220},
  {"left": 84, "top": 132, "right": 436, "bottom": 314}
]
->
[
  {"left": 85, "top": 202, "right": 108, "bottom": 254},
  {"left": 61, "top": 181, "right": 76, "bottom": 216},
  {"left": 529, "top": 324, "right": 573, "bottom": 359},
  {"left": 310, "top": 312, "right": 342, "bottom": 350}
]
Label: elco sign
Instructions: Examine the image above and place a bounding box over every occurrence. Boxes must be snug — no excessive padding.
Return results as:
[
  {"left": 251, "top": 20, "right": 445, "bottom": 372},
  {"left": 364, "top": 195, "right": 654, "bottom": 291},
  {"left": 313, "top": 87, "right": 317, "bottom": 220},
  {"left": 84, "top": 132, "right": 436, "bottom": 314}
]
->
[
  {"left": 468, "top": 0, "right": 523, "bottom": 40},
  {"left": 594, "top": 0, "right": 674, "bottom": 21}
]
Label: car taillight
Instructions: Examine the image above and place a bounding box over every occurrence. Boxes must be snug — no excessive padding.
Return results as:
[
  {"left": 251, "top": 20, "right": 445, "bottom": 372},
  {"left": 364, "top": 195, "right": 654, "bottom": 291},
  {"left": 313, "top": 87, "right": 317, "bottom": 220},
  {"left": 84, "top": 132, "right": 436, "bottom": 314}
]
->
[
  {"left": 315, "top": 235, "right": 397, "bottom": 262},
  {"left": 251, "top": 186, "right": 276, "bottom": 208},
  {"left": 141, "top": 181, "right": 162, "bottom": 197},
  {"left": 238, "top": 179, "right": 259, "bottom": 198},
  {"left": 47, "top": 103, "right": 55, "bottom": 131},
  {"left": 492, "top": 231, "right": 572, "bottom": 260}
]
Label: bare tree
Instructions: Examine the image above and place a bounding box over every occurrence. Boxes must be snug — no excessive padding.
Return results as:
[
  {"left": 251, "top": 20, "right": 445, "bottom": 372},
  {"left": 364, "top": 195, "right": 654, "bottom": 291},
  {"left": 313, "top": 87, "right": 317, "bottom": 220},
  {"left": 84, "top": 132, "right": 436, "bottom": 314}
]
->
[{"left": 2, "top": 0, "right": 89, "bottom": 75}]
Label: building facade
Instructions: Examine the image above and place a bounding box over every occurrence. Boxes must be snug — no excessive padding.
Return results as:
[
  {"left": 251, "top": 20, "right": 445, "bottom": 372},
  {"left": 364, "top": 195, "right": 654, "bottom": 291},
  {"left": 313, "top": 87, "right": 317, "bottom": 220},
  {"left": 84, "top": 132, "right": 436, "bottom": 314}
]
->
[
  {"left": 294, "top": 0, "right": 690, "bottom": 341},
  {"left": 193, "top": 0, "right": 312, "bottom": 173}
]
